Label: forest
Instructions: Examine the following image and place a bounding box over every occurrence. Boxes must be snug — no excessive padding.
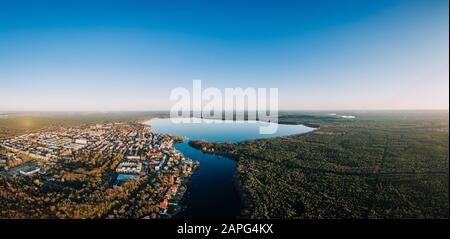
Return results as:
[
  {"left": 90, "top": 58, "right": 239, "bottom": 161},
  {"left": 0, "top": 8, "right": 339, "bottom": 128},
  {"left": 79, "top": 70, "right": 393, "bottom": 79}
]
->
[
  {"left": 191, "top": 110, "right": 449, "bottom": 218},
  {"left": 1, "top": 110, "right": 448, "bottom": 219}
]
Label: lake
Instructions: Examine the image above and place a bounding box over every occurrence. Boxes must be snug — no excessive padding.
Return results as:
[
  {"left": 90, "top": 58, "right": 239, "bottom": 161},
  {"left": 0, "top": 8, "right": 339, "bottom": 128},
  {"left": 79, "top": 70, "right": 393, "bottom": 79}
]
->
[{"left": 147, "top": 118, "right": 314, "bottom": 218}]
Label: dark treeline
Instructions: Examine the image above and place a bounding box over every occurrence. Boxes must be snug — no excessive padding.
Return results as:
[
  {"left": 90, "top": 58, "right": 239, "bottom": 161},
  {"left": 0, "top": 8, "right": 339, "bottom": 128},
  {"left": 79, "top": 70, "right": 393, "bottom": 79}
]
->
[{"left": 192, "top": 111, "right": 449, "bottom": 218}]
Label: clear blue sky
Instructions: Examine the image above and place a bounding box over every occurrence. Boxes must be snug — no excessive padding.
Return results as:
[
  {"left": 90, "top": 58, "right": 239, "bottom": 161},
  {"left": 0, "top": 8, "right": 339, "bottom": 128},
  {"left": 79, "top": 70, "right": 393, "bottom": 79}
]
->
[{"left": 0, "top": 0, "right": 448, "bottom": 111}]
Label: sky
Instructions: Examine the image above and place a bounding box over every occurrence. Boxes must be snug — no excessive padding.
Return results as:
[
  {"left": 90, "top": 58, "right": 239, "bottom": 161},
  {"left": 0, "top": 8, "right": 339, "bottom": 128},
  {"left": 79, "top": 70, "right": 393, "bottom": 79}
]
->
[{"left": 0, "top": 0, "right": 448, "bottom": 111}]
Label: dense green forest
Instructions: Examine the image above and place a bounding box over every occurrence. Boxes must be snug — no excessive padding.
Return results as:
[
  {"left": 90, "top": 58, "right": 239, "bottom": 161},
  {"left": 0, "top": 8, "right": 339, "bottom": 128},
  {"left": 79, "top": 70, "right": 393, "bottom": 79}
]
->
[
  {"left": 192, "top": 111, "right": 449, "bottom": 218},
  {"left": 1, "top": 111, "right": 448, "bottom": 219}
]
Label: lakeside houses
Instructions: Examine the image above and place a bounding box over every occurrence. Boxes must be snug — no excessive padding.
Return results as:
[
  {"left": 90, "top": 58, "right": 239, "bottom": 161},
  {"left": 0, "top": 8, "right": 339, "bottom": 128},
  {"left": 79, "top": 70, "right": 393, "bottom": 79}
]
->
[
  {"left": 0, "top": 122, "right": 198, "bottom": 218},
  {"left": 0, "top": 123, "right": 163, "bottom": 162}
]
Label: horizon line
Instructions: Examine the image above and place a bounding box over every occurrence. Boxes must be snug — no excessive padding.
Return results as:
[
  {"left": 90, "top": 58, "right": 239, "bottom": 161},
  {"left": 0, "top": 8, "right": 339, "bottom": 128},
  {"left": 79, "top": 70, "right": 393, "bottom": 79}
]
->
[{"left": 1, "top": 108, "right": 449, "bottom": 114}]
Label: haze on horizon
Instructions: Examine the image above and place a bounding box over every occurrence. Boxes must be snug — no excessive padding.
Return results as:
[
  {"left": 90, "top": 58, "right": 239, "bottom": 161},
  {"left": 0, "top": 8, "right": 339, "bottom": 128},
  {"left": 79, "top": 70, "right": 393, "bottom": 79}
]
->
[{"left": 0, "top": 0, "right": 448, "bottom": 111}]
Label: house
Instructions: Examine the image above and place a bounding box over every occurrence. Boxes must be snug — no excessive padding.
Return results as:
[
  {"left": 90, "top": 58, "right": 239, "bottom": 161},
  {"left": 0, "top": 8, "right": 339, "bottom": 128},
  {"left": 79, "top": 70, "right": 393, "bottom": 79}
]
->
[
  {"left": 116, "top": 161, "right": 142, "bottom": 174},
  {"left": 19, "top": 167, "right": 40, "bottom": 176},
  {"left": 75, "top": 138, "right": 88, "bottom": 145},
  {"left": 126, "top": 156, "right": 141, "bottom": 160},
  {"left": 159, "top": 200, "right": 168, "bottom": 209},
  {"left": 169, "top": 185, "right": 178, "bottom": 194}
]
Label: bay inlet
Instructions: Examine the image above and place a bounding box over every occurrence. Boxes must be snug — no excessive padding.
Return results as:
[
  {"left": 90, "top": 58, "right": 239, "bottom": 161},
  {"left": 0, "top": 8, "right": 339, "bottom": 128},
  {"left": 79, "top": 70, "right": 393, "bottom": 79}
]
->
[{"left": 147, "top": 118, "right": 314, "bottom": 218}]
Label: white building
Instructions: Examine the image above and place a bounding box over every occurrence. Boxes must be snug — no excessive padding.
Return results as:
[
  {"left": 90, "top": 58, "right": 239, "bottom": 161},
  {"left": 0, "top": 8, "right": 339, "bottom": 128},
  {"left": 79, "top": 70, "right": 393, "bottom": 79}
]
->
[
  {"left": 19, "top": 168, "right": 40, "bottom": 176},
  {"left": 75, "top": 139, "right": 88, "bottom": 145}
]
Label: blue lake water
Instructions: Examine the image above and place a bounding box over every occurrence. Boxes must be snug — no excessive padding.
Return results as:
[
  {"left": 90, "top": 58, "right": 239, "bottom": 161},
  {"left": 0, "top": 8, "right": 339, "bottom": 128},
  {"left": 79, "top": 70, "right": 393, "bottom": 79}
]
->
[{"left": 147, "top": 118, "right": 314, "bottom": 218}]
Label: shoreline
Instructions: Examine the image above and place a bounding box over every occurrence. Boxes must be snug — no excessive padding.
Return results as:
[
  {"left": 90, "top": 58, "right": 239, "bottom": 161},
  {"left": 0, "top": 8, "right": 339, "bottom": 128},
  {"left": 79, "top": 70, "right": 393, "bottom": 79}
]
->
[
  {"left": 186, "top": 128, "right": 319, "bottom": 218},
  {"left": 145, "top": 117, "right": 318, "bottom": 219}
]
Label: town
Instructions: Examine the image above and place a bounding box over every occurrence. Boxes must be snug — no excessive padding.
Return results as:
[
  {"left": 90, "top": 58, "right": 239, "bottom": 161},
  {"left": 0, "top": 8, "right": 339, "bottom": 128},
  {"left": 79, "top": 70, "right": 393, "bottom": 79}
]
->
[{"left": 0, "top": 122, "right": 199, "bottom": 218}]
